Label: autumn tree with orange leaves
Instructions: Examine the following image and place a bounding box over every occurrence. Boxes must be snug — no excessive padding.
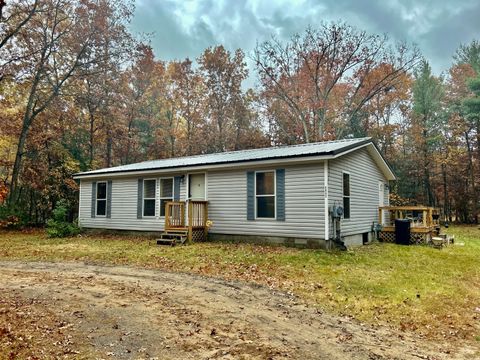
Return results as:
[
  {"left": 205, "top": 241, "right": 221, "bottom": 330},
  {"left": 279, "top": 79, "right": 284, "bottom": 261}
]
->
[{"left": 2, "top": 11, "right": 480, "bottom": 224}]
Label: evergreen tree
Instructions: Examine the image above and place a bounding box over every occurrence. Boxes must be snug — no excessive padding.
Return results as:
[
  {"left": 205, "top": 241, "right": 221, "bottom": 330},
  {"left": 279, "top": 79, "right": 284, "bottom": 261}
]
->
[{"left": 411, "top": 60, "right": 444, "bottom": 206}]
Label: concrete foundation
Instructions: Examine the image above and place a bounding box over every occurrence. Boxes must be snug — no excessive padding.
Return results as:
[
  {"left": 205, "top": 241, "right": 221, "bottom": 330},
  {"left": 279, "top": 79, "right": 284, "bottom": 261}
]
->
[{"left": 342, "top": 231, "right": 376, "bottom": 247}]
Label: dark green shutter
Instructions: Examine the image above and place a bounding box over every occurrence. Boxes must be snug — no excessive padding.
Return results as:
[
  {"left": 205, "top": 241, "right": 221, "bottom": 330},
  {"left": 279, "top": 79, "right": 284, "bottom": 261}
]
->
[
  {"left": 276, "top": 169, "right": 285, "bottom": 221},
  {"left": 91, "top": 181, "right": 97, "bottom": 218},
  {"left": 137, "top": 179, "right": 143, "bottom": 219},
  {"left": 106, "top": 180, "right": 112, "bottom": 218},
  {"left": 174, "top": 176, "right": 181, "bottom": 201},
  {"left": 247, "top": 171, "right": 254, "bottom": 220}
]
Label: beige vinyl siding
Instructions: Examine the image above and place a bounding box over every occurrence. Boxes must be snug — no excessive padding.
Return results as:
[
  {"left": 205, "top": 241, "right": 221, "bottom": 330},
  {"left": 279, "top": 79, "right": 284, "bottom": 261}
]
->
[
  {"left": 79, "top": 176, "right": 186, "bottom": 231},
  {"left": 207, "top": 163, "right": 325, "bottom": 239},
  {"left": 328, "top": 147, "right": 389, "bottom": 237}
]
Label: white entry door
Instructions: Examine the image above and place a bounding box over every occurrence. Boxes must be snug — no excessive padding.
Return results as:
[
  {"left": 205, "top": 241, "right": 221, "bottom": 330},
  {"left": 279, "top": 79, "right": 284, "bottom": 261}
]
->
[{"left": 189, "top": 173, "right": 206, "bottom": 200}]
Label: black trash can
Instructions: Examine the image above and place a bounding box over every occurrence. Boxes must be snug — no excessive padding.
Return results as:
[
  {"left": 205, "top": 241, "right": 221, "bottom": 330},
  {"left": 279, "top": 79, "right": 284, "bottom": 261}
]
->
[{"left": 395, "top": 219, "right": 411, "bottom": 245}]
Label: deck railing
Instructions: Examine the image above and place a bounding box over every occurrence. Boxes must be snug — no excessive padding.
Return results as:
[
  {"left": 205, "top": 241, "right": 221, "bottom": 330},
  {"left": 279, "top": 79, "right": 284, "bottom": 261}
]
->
[
  {"left": 379, "top": 206, "right": 440, "bottom": 228},
  {"left": 378, "top": 205, "right": 441, "bottom": 244},
  {"left": 165, "top": 201, "right": 186, "bottom": 229},
  {"left": 164, "top": 200, "right": 208, "bottom": 241},
  {"left": 188, "top": 200, "right": 208, "bottom": 228}
]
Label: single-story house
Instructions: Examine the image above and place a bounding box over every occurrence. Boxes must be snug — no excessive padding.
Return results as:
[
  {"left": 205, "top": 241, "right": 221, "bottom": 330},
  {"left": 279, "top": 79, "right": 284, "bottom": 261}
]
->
[{"left": 73, "top": 137, "right": 394, "bottom": 247}]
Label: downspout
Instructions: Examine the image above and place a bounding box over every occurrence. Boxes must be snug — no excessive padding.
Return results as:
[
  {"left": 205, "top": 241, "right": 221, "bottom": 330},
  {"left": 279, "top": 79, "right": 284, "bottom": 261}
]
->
[{"left": 324, "top": 160, "right": 329, "bottom": 246}]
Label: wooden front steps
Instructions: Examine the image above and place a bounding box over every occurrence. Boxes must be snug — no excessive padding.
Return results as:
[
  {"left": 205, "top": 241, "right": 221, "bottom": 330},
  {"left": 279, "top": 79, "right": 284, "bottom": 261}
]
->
[{"left": 156, "top": 229, "right": 188, "bottom": 246}]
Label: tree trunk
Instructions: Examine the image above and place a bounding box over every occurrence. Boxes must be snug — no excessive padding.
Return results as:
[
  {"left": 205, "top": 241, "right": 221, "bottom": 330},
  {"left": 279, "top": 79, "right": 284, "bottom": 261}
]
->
[
  {"left": 9, "top": 109, "right": 34, "bottom": 203},
  {"left": 106, "top": 128, "right": 112, "bottom": 168},
  {"left": 442, "top": 163, "right": 448, "bottom": 221},
  {"left": 89, "top": 111, "right": 95, "bottom": 168},
  {"left": 422, "top": 129, "right": 433, "bottom": 206},
  {"left": 186, "top": 119, "right": 192, "bottom": 155},
  {"left": 317, "top": 108, "right": 325, "bottom": 141},
  {"left": 465, "top": 132, "right": 478, "bottom": 223}
]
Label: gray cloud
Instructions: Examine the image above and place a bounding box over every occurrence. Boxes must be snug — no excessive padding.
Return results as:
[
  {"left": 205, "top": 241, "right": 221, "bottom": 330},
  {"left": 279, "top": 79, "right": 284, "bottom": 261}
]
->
[{"left": 130, "top": 0, "right": 480, "bottom": 78}]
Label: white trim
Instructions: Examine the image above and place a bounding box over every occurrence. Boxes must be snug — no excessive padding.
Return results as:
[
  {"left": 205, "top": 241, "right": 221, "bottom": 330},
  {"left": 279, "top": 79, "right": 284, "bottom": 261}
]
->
[
  {"left": 378, "top": 180, "right": 385, "bottom": 225},
  {"left": 187, "top": 172, "right": 207, "bottom": 201},
  {"left": 254, "top": 170, "right": 276, "bottom": 220},
  {"left": 363, "top": 144, "right": 395, "bottom": 180},
  {"left": 205, "top": 171, "right": 208, "bottom": 200},
  {"left": 142, "top": 178, "right": 157, "bottom": 217},
  {"left": 74, "top": 143, "right": 396, "bottom": 182},
  {"left": 159, "top": 177, "right": 174, "bottom": 217},
  {"left": 95, "top": 181, "right": 107, "bottom": 217},
  {"left": 342, "top": 171, "right": 351, "bottom": 220},
  {"left": 324, "top": 160, "right": 329, "bottom": 240}
]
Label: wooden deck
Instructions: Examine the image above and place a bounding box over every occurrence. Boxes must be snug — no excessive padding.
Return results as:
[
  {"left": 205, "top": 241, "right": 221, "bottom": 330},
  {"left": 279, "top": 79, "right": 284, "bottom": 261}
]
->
[
  {"left": 163, "top": 200, "right": 208, "bottom": 243},
  {"left": 378, "top": 206, "right": 440, "bottom": 244}
]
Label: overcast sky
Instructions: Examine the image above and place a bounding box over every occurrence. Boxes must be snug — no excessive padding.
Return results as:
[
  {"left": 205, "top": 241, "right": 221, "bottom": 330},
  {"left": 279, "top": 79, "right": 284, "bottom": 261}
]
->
[{"left": 130, "top": 0, "right": 480, "bottom": 82}]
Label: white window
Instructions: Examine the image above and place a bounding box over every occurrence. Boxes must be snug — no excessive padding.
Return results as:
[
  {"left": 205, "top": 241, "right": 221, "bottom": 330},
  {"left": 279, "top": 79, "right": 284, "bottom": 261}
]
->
[
  {"left": 255, "top": 171, "right": 275, "bottom": 218},
  {"left": 343, "top": 172, "right": 350, "bottom": 219},
  {"left": 159, "top": 178, "right": 173, "bottom": 217},
  {"left": 143, "top": 179, "right": 156, "bottom": 217},
  {"left": 96, "top": 182, "right": 107, "bottom": 216}
]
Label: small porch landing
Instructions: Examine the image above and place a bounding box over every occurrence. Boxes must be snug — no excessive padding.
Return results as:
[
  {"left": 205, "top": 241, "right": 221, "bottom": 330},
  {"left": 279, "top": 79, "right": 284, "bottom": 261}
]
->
[{"left": 157, "top": 201, "right": 208, "bottom": 246}]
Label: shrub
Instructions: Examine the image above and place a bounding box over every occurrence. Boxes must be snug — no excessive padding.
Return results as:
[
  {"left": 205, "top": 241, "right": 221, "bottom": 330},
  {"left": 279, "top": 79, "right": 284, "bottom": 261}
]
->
[
  {"left": 0, "top": 215, "right": 20, "bottom": 229},
  {"left": 46, "top": 200, "right": 80, "bottom": 238},
  {"left": 0, "top": 205, "right": 28, "bottom": 229}
]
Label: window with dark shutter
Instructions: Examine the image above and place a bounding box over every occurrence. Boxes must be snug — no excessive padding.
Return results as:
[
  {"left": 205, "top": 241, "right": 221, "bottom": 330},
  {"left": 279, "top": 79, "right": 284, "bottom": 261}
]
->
[
  {"left": 343, "top": 172, "right": 350, "bottom": 219},
  {"left": 96, "top": 182, "right": 107, "bottom": 216},
  {"left": 256, "top": 171, "right": 275, "bottom": 218}
]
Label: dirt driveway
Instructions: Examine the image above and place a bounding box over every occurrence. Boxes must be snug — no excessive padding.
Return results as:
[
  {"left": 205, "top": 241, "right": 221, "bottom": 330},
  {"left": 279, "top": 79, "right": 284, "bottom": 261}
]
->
[{"left": 0, "top": 261, "right": 474, "bottom": 359}]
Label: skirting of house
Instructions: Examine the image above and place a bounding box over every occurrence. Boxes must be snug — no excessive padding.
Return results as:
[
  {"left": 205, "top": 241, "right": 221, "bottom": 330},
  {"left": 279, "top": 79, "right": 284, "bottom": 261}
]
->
[
  {"left": 208, "top": 233, "right": 330, "bottom": 249},
  {"left": 82, "top": 227, "right": 160, "bottom": 238}
]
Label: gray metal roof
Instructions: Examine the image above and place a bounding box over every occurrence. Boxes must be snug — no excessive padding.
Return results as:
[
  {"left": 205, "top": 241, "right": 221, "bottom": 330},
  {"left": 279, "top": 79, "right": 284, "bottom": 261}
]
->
[{"left": 74, "top": 137, "right": 375, "bottom": 178}]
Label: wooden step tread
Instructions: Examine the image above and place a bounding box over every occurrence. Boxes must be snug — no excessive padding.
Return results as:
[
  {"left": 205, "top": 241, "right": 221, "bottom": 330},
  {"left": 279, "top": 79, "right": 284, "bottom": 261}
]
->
[
  {"left": 156, "top": 239, "right": 176, "bottom": 246},
  {"left": 160, "top": 233, "right": 187, "bottom": 239},
  {"left": 156, "top": 231, "right": 188, "bottom": 246}
]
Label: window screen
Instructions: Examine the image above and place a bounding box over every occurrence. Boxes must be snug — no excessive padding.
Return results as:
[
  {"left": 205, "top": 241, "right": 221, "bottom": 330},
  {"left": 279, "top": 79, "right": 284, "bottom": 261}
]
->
[
  {"left": 143, "top": 179, "right": 156, "bottom": 217},
  {"left": 96, "top": 182, "right": 107, "bottom": 216}
]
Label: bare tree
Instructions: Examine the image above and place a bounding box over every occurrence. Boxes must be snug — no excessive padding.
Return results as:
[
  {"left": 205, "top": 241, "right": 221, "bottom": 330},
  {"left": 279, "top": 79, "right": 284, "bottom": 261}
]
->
[
  {"left": 254, "top": 22, "right": 421, "bottom": 143},
  {"left": 0, "top": 0, "right": 39, "bottom": 81}
]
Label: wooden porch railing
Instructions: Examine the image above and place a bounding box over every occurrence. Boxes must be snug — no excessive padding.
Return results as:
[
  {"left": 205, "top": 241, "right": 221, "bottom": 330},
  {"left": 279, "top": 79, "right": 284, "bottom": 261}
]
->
[
  {"left": 165, "top": 200, "right": 208, "bottom": 241},
  {"left": 165, "top": 201, "right": 186, "bottom": 229},
  {"left": 379, "top": 206, "right": 440, "bottom": 228}
]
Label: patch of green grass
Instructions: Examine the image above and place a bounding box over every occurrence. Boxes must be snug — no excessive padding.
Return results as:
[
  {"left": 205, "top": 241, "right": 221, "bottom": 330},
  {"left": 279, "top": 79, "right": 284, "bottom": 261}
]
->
[{"left": 1, "top": 226, "right": 479, "bottom": 342}]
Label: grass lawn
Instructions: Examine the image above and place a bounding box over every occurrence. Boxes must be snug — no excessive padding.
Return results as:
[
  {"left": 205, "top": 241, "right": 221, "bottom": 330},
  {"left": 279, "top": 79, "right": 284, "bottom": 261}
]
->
[{"left": 1, "top": 225, "right": 479, "bottom": 343}]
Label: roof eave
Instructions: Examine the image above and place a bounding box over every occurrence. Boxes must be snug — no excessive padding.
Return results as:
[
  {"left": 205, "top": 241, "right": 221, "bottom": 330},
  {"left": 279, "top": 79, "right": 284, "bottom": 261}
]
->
[
  {"left": 72, "top": 152, "right": 337, "bottom": 180},
  {"left": 72, "top": 138, "right": 397, "bottom": 181}
]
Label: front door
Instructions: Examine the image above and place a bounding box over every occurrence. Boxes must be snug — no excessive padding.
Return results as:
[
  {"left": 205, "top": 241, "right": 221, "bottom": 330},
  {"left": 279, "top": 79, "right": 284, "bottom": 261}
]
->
[{"left": 189, "top": 173, "right": 205, "bottom": 200}]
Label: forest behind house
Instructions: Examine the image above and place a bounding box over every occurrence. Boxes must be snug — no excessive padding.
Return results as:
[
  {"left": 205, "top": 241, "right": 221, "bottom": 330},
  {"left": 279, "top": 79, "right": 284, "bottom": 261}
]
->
[{"left": 1, "top": 0, "right": 480, "bottom": 225}]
